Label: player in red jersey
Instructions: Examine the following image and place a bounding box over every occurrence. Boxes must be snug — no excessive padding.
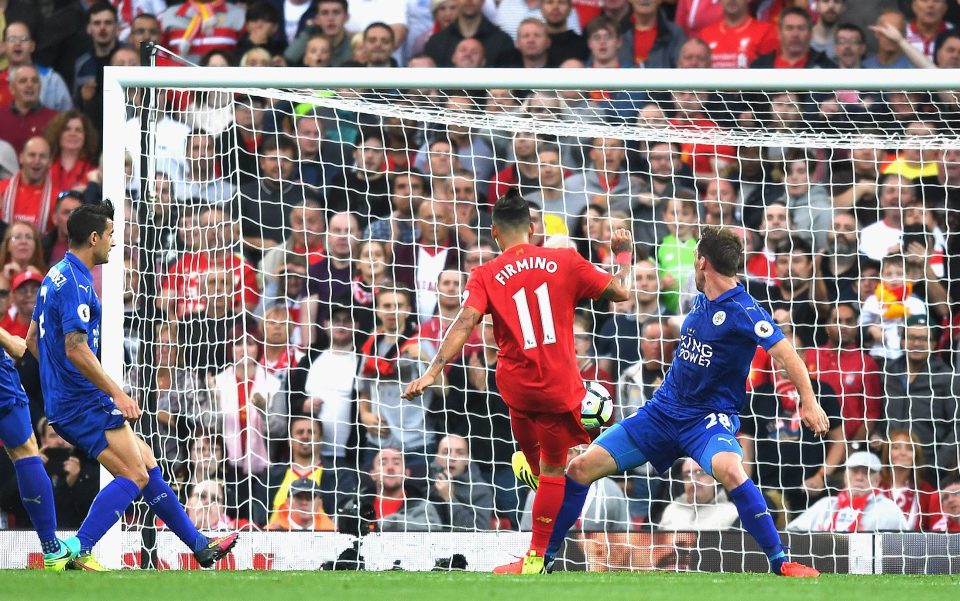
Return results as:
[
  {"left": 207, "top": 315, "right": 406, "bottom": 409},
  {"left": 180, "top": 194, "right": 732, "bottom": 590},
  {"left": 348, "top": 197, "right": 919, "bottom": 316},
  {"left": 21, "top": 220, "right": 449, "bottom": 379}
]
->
[{"left": 403, "top": 189, "right": 631, "bottom": 574}]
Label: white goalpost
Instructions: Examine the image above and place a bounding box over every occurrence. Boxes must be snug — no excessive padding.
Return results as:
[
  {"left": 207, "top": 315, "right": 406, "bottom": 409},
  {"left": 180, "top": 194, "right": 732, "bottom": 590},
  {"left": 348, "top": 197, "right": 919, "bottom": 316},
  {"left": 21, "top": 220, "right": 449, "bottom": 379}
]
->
[{"left": 34, "top": 65, "right": 953, "bottom": 573}]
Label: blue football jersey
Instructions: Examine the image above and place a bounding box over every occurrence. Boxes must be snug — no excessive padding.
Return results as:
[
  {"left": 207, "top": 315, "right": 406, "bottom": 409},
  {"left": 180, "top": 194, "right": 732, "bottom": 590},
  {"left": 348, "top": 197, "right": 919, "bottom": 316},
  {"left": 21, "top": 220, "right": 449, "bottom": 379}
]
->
[
  {"left": 0, "top": 347, "right": 28, "bottom": 408},
  {"left": 652, "top": 283, "right": 785, "bottom": 416},
  {"left": 32, "top": 253, "right": 106, "bottom": 423}
]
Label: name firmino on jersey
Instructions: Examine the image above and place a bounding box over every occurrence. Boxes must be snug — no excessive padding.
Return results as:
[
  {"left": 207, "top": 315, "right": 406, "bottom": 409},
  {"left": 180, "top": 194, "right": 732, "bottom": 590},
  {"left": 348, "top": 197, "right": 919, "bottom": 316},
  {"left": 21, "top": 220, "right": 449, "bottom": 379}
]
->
[{"left": 494, "top": 257, "right": 559, "bottom": 285}]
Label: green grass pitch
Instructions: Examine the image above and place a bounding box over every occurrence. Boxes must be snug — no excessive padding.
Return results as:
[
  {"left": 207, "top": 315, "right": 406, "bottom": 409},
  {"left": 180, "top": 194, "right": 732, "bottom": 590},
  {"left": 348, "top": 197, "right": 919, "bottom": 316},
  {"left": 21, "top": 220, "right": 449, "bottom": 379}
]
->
[{"left": 1, "top": 571, "right": 958, "bottom": 601}]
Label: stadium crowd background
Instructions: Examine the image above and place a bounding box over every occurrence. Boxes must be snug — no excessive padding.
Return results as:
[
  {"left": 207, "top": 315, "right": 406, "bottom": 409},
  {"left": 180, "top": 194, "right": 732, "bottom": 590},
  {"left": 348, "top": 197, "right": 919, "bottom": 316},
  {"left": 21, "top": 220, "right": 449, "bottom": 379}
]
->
[{"left": 0, "top": 0, "right": 959, "bottom": 543}]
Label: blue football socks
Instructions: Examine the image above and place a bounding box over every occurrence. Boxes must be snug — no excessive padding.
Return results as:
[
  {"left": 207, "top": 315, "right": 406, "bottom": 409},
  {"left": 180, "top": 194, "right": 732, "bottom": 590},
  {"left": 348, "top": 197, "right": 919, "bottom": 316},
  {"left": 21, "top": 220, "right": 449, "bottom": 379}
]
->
[
  {"left": 545, "top": 476, "right": 591, "bottom": 561},
  {"left": 76, "top": 476, "right": 141, "bottom": 553},
  {"left": 143, "top": 466, "right": 208, "bottom": 553},
  {"left": 729, "top": 479, "right": 786, "bottom": 574},
  {"left": 14, "top": 456, "right": 59, "bottom": 555}
]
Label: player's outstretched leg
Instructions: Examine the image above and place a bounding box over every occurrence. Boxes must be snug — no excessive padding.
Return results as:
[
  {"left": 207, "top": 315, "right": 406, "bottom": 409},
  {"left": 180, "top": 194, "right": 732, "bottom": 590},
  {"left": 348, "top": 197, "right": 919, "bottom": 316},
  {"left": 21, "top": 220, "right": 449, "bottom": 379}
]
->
[
  {"left": 712, "top": 452, "right": 819, "bottom": 578},
  {"left": 133, "top": 438, "right": 238, "bottom": 568},
  {"left": 5, "top": 431, "right": 75, "bottom": 571}
]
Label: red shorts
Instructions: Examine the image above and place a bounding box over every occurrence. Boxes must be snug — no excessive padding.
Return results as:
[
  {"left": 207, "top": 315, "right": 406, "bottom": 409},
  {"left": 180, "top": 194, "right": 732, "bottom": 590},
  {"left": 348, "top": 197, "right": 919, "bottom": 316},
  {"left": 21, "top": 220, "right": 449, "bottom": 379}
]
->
[{"left": 509, "top": 408, "right": 590, "bottom": 469}]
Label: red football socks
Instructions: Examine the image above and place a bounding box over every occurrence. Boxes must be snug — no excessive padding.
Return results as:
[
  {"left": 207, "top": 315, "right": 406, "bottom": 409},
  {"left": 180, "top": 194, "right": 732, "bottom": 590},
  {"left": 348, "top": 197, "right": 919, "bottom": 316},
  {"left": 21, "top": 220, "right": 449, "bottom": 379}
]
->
[{"left": 529, "top": 474, "right": 566, "bottom": 555}]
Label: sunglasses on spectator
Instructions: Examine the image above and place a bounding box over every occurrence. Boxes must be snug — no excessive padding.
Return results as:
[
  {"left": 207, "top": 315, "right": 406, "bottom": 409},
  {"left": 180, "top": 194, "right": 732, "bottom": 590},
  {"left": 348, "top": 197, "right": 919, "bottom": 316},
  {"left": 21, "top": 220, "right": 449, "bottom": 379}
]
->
[
  {"left": 58, "top": 190, "right": 85, "bottom": 203},
  {"left": 5, "top": 35, "right": 30, "bottom": 43}
]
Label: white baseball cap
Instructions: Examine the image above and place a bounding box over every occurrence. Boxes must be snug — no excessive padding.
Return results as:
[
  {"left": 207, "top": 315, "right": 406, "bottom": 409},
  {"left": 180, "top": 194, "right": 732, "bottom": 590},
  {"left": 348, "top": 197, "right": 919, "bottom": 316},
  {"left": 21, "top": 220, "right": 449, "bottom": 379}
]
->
[{"left": 846, "top": 451, "right": 882, "bottom": 472}]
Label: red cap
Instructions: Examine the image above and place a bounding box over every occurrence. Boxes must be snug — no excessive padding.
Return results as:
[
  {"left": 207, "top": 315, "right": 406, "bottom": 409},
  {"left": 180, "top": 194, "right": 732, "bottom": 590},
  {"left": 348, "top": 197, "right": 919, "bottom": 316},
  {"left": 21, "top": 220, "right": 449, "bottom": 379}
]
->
[{"left": 11, "top": 271, "right": 43, "bottom": 291}]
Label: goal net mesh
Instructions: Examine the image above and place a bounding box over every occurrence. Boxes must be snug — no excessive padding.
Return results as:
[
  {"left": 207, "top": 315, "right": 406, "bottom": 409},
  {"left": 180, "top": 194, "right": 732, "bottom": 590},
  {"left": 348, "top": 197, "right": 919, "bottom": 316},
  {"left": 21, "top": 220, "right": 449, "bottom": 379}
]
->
[{"left": 116, "top": 80, "right": 960, "bottom": 570}]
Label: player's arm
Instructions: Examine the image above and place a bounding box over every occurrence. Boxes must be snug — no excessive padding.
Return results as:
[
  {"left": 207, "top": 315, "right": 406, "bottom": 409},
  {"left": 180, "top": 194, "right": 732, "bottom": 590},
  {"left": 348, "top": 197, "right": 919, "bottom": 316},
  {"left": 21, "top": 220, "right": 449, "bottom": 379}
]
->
[
  {"left": 25, "top": 321, "right": 39, "bottom": 360},
  {"left": 0, "top": 325, "right": 27, "bottom": 361},
  {"left": 64, "top": 330, "right": 142, "bottom": 420},
  {"left": 767, "top": 338, "right": 829, "bottom": 436},
  {"left": 402, "top": 306, "right": 482, "bottom": 400},
  {"left": 597, "top": 228, "right": 632, "bottom": 303}
]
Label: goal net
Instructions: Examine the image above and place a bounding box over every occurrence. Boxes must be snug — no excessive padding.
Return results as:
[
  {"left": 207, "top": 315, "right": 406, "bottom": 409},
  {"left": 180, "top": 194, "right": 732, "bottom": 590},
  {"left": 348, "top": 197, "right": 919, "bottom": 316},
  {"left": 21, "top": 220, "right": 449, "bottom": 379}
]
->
[{"left": 93, "top": 66, "right": 960, "bottom": 572}]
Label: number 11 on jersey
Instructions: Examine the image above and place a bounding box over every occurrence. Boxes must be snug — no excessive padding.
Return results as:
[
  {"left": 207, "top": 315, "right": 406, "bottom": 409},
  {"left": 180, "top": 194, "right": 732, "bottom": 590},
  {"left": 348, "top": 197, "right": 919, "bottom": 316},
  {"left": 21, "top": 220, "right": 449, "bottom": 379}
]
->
[{"left": 512, "top": 283, "right": 557, "bottom": 350}]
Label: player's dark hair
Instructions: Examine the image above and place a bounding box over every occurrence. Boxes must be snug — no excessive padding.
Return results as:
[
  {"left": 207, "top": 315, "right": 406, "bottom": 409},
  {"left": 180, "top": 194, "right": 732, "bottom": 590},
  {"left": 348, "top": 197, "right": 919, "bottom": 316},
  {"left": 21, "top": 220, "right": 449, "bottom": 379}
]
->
[
  {"left": 67, "top": 199, "right": 115, "bottom": 248},
  {"left": 697, "top": 226, "right": 742, "bottom": 277},
  {"left": 492, "top": 188, "right": 532, "bottom": 233}
]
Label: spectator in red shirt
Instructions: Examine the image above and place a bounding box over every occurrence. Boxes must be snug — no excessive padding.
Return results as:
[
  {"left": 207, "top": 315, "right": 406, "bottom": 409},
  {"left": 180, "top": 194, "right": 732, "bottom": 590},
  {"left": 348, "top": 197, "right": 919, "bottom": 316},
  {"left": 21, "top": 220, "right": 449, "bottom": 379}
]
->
[
  {"left": 0, "top": 65, "right": 57, "bottom": 155},
  {"left": 935, "top": 476, "right": 960, "bottom": 532},
  {"left": 668, "top": 90, "right": 736, "bottom": 176},
  {"left": 45, "top": 110, "right": 98, "bottom": 195},
  {"left": 906, "top": 0, "right": 950, "bottom": 60},
  {"left": 805, "top": 303, "right": 882, "bottom": 443},
  {"left": 0, "top": 268, "right": 41, "bottom": 338},
  {"left": 618, "top": 0, "right": 686, "bottom": 68},
  {"left": 674, "top": 0, "right": 725, "bottom": 37},
  {"left": 0, "top": 136, "right": 56, "bottom": 234},
  {"left": 159, "top": 204, "right": 259, "bottom": 322},
  {"left": 160, "top": 0, "right": 246, "bottom": 65},
  {"left": 750, "top": 7, "right": 836, "bottom": 69},
  {"left": 700, "top": 0, "right": 779, "bottom": 68},
  {"left": 879, "top": 429, "right": 943, "bottom": 532}
]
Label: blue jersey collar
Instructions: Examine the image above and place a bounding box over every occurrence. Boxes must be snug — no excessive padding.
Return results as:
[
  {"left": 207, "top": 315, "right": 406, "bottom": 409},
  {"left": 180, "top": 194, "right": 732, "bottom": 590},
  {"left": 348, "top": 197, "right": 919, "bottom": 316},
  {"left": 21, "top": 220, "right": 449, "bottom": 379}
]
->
[
  {"left": 712, "top": 283, "right": 744, "bottom": 304},
  {"left": 65, "top": 252, "right": 92, "bottom": 280}
]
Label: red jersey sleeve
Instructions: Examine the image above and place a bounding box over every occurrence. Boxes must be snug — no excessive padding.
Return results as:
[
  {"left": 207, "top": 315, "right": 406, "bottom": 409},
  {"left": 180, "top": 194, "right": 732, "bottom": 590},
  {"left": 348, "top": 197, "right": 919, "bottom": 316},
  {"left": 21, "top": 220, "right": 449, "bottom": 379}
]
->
[
  {"left": 757, "top": 24, "right": 780, "bottom": 56},
  {"left": 462, "top": 267, "right": 489, "bottom": 315},
  {"left": 570, "top": 250, "right": 613, "bottom": 301}
]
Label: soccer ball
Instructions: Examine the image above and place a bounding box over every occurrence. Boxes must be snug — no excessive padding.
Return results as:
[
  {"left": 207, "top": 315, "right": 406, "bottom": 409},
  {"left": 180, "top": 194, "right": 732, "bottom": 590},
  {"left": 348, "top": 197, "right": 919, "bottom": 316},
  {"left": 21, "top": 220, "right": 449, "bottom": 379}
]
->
[{"left": 580, "top": 381, "right": 614, "bottom": 430}]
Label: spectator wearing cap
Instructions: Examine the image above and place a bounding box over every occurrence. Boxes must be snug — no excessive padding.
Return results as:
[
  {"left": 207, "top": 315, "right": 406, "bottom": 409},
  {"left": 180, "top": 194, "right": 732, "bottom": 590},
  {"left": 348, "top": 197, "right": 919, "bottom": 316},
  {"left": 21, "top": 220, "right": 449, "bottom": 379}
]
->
[
  {"left": 41, "top": 190, "right": 83, "bottom": 267},
  {"left": 0, "top": 268, "right": 41, "bottom": 338},
  {"left": 617, "top": 0, "right": 685, "bottom": 68},
  {"left": 267, "top": 477, "right": 336, "bottom": 531},
  {"left": 0, "top": 137, "right": 56, "bottom": 235},
  {"left": 425, "top": 0, "right": 520, "bottom": 67},
  {"left": 883, "top": 315, "right": 960, "bottom": 475},
  {"left": 159, "top": 0, "right": 246, "bottom": 65},
  {"left": 658, "top": 458, "right": 738, "bottom": 531},
  {"left": 1, "top": 22, "right": 73, "bottom": 112},
  {"left": 934, "top": 476, "right": 960, "bottom": 532},
  {"left": 787, "top": 452, "right": 908, "bottom": 532},
  {"left": 0, "top": 66, "right": 58, "bottom": 156},
  {"left": 369, "top": 447, "right": 443, "bottom": 532},
  {"left": 750, "top": 7, "right": 836, "bottom": 69}
]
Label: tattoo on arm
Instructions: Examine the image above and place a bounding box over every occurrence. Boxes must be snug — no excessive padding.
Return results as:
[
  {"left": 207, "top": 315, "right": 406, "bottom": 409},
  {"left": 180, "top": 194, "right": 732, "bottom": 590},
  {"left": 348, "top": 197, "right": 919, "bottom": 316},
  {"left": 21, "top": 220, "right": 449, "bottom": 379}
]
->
[{"left": 64, "top": 331, "right": 88, "bottom": 352}]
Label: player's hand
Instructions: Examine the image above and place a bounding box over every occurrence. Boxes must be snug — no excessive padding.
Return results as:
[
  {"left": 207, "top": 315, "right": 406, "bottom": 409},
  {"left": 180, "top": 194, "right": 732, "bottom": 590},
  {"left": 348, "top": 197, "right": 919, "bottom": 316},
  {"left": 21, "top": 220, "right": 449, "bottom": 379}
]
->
[
  {"left": 402, "top": 373, "right": 436, "bottom": 400},
  {"left": 115, "top": 391, "right": 142, "bottom": 421},
  {"left": 610, "top": 228, "right": 633, "bottom": 255},
  {"left": 800, "top": 399, "right": 829, "bottom": 437}
]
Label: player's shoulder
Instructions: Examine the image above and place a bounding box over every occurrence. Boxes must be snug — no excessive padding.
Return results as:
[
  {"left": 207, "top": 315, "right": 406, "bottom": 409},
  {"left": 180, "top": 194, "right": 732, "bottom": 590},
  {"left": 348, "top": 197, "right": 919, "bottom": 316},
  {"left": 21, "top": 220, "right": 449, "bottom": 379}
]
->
[
  {"left": 720, "top": 285, "right": 769, "bottom": 323},
  {"left": 42, "top": 259, "right": 73, "bottom": 291}
]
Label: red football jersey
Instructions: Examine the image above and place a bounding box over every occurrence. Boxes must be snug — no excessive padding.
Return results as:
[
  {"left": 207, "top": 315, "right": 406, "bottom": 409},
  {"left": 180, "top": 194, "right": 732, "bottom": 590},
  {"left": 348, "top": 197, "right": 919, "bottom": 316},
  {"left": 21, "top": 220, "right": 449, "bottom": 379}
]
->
[
  {"left": 462, "top": 244, "right": 612, "bottom": 414},
  {"left": 700, "top": 17, "right": 779, "bottom": 69}
]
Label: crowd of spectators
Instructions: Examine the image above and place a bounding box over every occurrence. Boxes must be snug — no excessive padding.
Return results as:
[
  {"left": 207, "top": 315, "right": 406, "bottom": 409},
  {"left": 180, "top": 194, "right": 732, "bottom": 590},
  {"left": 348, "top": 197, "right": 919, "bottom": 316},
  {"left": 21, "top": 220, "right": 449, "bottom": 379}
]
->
[{"left": 1, "top": 0, "right": 960, "bottom": 543}]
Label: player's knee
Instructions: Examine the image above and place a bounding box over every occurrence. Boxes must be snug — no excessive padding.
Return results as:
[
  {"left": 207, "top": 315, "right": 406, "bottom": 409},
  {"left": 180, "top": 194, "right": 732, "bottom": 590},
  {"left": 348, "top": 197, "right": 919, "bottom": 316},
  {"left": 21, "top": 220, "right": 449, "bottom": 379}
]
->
[
  {"left": 6, "top": 436, "right": 39, "bottom": 461},
  {"left": 711, "top": 454, "right": 747, "bottom": 490},
  {"left": 125, "top": 466, "right": 150, "bottom": 489},
  {"left": 566, "top": 455, "right": 593, "bottom": 485}
]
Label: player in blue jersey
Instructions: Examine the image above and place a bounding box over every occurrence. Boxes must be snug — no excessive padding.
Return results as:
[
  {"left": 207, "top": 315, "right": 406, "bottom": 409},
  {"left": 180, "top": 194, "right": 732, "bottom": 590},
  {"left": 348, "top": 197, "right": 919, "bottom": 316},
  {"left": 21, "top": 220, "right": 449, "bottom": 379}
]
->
[
  {"left": 0, "top": 325, "right": 76, "bottom": 570},
  {"left": 26, "top": 200, "right": 238, "bottom": 571},
  {"left": 520, "top": 226, "right": 830, "bottom": 577}
]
